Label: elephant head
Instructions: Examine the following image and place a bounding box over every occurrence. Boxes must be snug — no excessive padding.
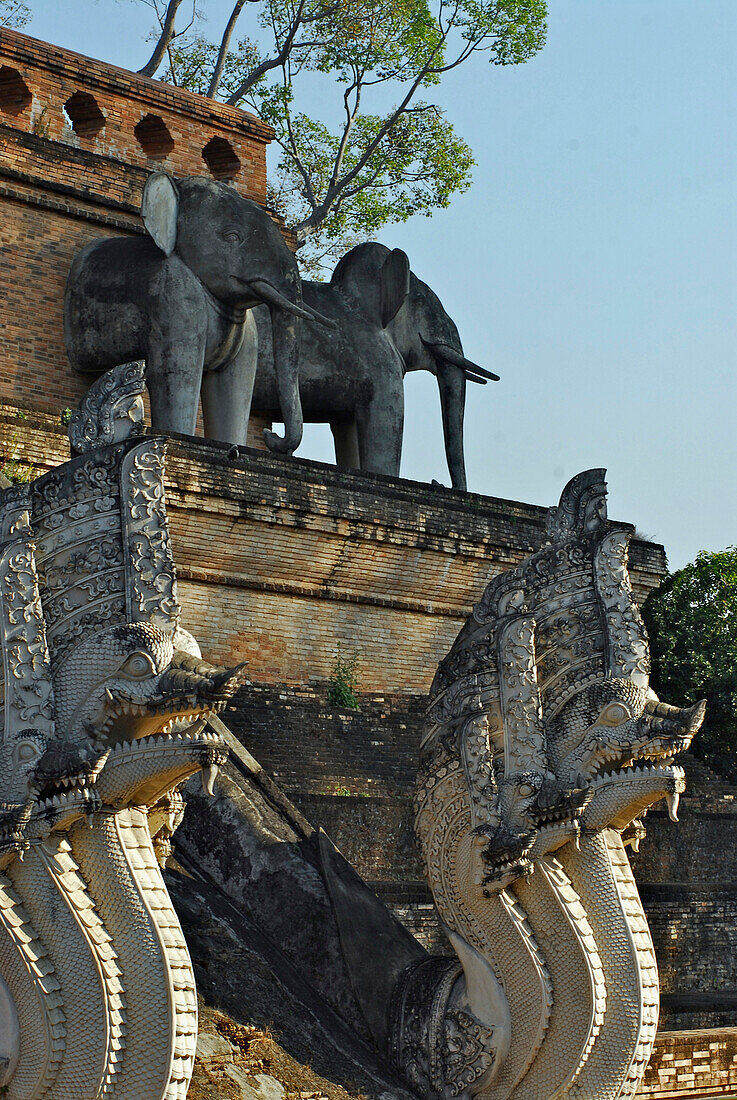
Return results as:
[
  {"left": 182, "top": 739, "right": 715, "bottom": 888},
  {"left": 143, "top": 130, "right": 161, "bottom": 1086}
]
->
[
  {"left": 141, "top": 173, "right": 332, "bottom": 453},
  {"left": 332, "top": 242, "right": 498, "bottom": 491}
]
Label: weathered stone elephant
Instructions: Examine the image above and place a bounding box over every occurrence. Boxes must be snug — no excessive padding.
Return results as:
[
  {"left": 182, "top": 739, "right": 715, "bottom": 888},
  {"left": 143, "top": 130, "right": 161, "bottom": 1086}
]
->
[
  {"left": 64, "top": 172, "right": 333, "bottom": 453},
  {"left": 251, "top": 241, "right": 498, "bottom": 487}
]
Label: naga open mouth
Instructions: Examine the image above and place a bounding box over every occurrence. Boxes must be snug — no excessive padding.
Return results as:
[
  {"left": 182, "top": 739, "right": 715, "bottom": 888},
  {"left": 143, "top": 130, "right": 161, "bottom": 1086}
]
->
[
  {"left": 583, "top": 762, "right": 687, "bottom": 833},
  {"left": 96, "top": 723, "right": 228, "bottom": 807},
  {"left": 95, "top": 657, "right": 248, "bottom": 744}
]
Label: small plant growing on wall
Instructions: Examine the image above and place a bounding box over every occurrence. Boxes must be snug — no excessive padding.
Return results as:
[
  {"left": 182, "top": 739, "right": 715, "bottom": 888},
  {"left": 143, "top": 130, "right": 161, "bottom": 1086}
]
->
[
  {"left": 0, "top": 430, "right": 34, "bottom": 485},
  {"left": 327, "top": 645, "right": 360, "bottom": 710}
]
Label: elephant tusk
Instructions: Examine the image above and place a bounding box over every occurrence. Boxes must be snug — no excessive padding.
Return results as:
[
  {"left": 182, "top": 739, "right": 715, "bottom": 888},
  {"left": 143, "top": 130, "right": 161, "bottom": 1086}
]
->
[
  {"left": 249, "top": 279, "right": 337, "bottom": 329},
  {"left": 419, "top": 335, "right": 500, "bottom": 381}
]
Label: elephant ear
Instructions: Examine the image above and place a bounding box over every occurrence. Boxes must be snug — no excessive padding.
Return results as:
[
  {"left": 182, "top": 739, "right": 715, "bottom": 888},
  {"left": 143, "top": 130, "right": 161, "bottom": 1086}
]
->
[
  {"left": 141, "top": 172, "right": 179, "bottom": 257},
  {"left": 380, "top": 248, "right": 410, "bottom": 327}
]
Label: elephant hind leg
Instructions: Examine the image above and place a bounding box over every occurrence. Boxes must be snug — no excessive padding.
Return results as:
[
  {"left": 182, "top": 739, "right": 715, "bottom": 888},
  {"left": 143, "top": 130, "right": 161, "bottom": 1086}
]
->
[{"left": 330, "top": 421, "right": 360, "bottom": 469}]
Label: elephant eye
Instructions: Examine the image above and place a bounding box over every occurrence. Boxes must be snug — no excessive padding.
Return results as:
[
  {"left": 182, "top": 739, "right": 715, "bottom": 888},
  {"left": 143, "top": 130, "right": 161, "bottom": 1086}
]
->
[{"left": 223, "top": 230, "right": 242, "bottom": 244}]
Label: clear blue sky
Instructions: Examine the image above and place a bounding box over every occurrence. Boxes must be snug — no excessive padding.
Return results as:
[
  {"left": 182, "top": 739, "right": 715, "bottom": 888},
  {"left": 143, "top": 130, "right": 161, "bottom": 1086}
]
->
[{"left": 23, "top": 1, "right": 737, "bottom": 568}]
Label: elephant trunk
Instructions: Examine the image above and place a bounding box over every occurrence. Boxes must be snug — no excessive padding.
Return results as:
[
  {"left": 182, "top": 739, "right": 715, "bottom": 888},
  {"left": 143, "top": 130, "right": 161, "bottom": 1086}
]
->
[
  {"left": 438, "top": 363, "right": 467, "bottom": 492},
  {"left": 263, "top": 304, "right": 304, "bottom": 455}
]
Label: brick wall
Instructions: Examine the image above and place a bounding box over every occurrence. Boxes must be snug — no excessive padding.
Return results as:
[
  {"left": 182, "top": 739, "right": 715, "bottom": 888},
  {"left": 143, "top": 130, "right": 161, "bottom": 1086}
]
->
[
  {"left": 637, "top": 1029, "right": 737, "bottom": 1097},
  {"left": 0, "top": 27, "right": 275, "bottom": 416},
  {"left": 1, "top": 408, "right": 667, "bottom": 693},
  {"left": 0, "top": 28, "right": 270, "bottom": 193}
]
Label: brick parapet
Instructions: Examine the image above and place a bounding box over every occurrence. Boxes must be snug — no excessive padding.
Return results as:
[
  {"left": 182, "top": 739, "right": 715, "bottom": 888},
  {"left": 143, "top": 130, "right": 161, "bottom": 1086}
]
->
[{"left": 0, "top": 27, "right": 303, "bottom": 414}]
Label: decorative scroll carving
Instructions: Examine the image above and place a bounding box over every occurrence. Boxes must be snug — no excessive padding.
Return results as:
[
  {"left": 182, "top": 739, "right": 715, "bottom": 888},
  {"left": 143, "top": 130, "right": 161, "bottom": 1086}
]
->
[
  {"left": 121, "top": 440, "right": 179, "bottom": 633},
  {"left": 68, "top": 361, "right": 146, "bottom": 456},
  {"left": 595, "top": 529, "right": 650, "bottom": 687},
  {"left": 0, "top": 540, "right": 55, "bottom": 746}
]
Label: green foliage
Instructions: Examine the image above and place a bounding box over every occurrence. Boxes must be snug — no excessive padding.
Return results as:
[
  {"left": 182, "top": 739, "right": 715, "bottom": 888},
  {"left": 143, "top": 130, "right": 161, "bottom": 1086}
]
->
[
  {"left": 0, "top": 0, "right": 31, "bottom": 28},
  {"left": 327, "top": 645, "right": 360, "bottom": 710},
  {"left": 643, "top": 548, "right": 737, "bottom": 779},
  {"left": 0, "top": 430, "right": 35, "bottom": 485},
  {"left": 60, "top": 407, "right": 73, "bottom": 426},
  {"left": 140, "top": 0, "right": 547, "bottom": 271}
]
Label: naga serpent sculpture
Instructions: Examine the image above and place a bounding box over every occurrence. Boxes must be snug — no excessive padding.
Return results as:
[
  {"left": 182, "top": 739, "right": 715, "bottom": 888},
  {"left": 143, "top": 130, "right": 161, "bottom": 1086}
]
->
[
  {"left": 327, "top": 469, "right": 705, "bottom": 1100},
  {"left": 0, "top": 364, "right": 246, "bottom": 1100}
]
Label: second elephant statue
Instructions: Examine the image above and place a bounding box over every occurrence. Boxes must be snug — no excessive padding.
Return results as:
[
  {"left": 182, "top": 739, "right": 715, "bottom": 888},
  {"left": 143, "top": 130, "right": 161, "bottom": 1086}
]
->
[
  {"left": 65, "top": 172, "right": 333, "bottom": 453},
  {"left": 251, "top": 242, "right": 498, "bottom": 489}
]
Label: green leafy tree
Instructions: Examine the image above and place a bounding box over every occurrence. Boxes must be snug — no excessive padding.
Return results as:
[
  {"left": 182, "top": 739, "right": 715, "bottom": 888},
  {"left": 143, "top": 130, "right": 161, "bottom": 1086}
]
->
[
  {"left": 643, "top": 548, "right": 737, "bottom": 780},
  {"left": 0, "top": 0, "right": 31, "bottom": 27},
  {"left": 135, "top": 0, "right": 547, "bottom": 270}
]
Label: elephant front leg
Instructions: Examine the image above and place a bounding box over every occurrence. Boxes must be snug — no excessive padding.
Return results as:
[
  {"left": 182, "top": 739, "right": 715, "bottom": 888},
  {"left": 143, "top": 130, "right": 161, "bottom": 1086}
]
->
[
  {"left": 201, "top": 314, "right": 258, "bottom": 447},
  {"left": 355, "top": 381, "right": 404, "bottom": 478},
  {"left": 146, "top": 340, "right": 206, "bottom": 437}
]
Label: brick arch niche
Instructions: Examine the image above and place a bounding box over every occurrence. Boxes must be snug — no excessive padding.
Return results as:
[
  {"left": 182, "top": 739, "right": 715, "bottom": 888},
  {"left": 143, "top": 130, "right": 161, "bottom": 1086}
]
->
[
  {"left": 0, "top": 65, "right": 31, "bottom": 115},
  {"left": 134, "top": 112, "right": 175, "bottom": 160},
  {"left": 202, "top": 136, "right": 241, "bottom": 181},
  {"left": 64, "top": 90, "right": 105, "bottom": 137}
]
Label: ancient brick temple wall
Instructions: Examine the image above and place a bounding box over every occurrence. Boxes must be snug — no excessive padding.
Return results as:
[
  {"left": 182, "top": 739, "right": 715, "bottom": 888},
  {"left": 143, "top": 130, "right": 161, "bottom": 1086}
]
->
[
  {"left": 0, "top": 27, "right": 272, "bottom": 417},
  {"left": 0, "top": 406, "right": 666, "bottom": 693}
]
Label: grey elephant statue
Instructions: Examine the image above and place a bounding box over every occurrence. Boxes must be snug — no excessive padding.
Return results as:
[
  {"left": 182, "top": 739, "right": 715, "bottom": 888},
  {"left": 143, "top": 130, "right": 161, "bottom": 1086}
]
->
[
  {"left": 64, "top": 172, "right": 333, "bottom": 453},
  {"left": 251, "top": 241, "right": 497, "bottom": 488}
]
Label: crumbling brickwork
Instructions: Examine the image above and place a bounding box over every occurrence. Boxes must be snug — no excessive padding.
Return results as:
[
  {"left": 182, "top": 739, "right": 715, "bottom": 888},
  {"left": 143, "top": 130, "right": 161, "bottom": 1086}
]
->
[{"left": 638, "top": 1030, "right": 737, "bottom": 1096}]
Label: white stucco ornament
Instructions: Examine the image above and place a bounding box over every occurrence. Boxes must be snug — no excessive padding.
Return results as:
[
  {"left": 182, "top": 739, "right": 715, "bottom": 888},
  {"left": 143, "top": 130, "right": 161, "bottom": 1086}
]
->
[
  {"left": 0, "top": 364, "right": 246, "bottom": 1100},
  {"left": 323, "top": 469, "right": 706, "bottom": 1100},
  {"left": 398, "top": 469, "right": 705, "bottom": 1100}
]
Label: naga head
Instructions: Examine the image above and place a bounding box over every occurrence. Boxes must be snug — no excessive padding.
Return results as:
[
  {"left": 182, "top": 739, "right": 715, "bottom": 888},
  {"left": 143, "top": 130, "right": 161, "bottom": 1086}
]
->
[
  {"left": 0, "top": 366, "right": 244, "bottom": 859},
  {"left": 422, "top": 469, "right": 705, "bottom": 892}
]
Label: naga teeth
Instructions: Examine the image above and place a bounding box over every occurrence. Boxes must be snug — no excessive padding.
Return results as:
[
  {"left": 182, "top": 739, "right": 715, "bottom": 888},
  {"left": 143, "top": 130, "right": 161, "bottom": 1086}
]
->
[
  {"left": 201, "top": 764, "right": 219, "bottom": 796},
  {"left": 666, "top": 791, "right": 680, "bottom": 822}
]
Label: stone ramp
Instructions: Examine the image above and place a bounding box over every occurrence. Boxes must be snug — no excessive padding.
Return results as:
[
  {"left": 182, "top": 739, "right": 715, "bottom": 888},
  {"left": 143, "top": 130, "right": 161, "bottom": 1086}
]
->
[
  {"left": 168, "top": 719, "right": 418, "bottom": 1100},
  {"left": 168, "top": 711, "right": 737, "bottom": 1098}
]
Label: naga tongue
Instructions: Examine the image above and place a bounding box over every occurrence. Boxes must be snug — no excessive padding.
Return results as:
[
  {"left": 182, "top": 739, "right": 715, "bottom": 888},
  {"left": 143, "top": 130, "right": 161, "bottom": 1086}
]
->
[
  {"left": 666, "top": 791, "right": 680, "bottom": 822},
  {"left": 201, "top": 764, "right": 219, "bottom": 796}
]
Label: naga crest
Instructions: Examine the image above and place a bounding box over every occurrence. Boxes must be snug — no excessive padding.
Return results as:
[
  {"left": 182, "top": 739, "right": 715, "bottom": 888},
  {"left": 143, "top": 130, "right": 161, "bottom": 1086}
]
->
[
  {"left": 0, "top": 364, "right": 246, "bottom": 1099},
  {"left": 327, "top": 470, "right": 704, "bottom": 1100}
]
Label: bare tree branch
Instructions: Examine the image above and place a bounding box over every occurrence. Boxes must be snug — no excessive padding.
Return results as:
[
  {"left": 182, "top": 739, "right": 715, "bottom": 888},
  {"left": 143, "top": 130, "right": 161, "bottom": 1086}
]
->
[
  {"left": 207, "top": 0, "right": 248, "bottom": 98},
  {"left": 225, "top": 0, "right": 310, "bottom": 102},
  {"left": 138, "top": 0, "right": 187, "bottom": 77},
  {"left": 293, "top": 25, "right": 453, "bottom": 237},
  {"left": 278, "top": 63, "right": 319, "bottom": 213}
]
